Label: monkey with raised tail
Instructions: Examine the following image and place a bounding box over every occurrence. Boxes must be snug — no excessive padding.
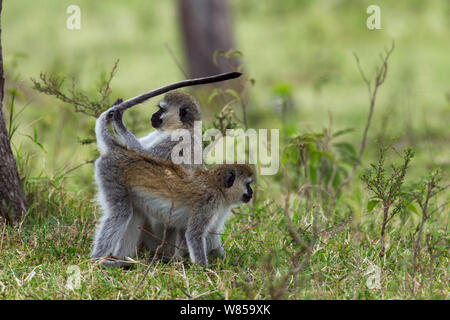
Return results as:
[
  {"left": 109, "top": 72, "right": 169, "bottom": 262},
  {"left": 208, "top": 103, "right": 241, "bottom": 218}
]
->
[
  {"left": 111, "top": 92, "right": 210, "bottom": 258},
  {"left": 112, "top": 91, "right": 202, "bottom": 169},
  {"left": 91, "top": 106, "right": 254, "bottom": 267}
]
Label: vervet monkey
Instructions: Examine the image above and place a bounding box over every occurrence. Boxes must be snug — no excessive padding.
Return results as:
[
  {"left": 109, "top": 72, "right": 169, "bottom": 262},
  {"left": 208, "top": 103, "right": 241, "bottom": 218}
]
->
[
  {"left": 112, "top": 91, "right": 202, "bottom": 170},
  {"left": 91, "top": 106, "right": 254, "bottom": 266},
  {"left": 111, "top": 92, "right": 213, "bottom": 258}
]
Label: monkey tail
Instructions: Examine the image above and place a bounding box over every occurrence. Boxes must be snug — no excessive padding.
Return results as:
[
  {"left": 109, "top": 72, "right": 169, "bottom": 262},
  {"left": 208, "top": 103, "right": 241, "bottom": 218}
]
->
[
  {"left": 95, "top": 99, "right": 123, "bottom": 156},
  {"left": 95, "top": 110, "right": 115, "bottom": 156}
]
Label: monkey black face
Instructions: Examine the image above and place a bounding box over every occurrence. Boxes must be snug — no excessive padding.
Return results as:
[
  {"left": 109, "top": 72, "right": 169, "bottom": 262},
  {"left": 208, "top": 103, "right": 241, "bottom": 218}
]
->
[
  {"left": 151, "top": 108, "right": 164, "bottom": 128},
  {"left": 242, "top": 183, "right": 253, "bottom": 203}
]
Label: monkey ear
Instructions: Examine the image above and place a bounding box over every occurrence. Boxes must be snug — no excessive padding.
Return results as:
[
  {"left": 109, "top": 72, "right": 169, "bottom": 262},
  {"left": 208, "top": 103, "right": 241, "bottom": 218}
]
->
[{"left": 224, "top": 170, "right": 236, "bottom": 188}]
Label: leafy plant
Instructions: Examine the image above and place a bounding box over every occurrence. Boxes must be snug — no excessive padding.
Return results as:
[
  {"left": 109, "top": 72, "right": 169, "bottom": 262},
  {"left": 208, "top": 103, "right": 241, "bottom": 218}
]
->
[
  {"left": 209, "top": 94, "right": 241, "bottom": 135},
  {"left": 211, "top": 49, "right": 255, "bottom": 129},
  {"left": 283, "top": 125, "right": 356, "bottom": 200},
  {"left": 408, "top": 170, "right": 448, "bottom": 294},
  {"left": 31, "top": 59, "right": 119, "bottom": 118},
  {"left": 361, "top": 146, "right": 415, "bottom": 257}
]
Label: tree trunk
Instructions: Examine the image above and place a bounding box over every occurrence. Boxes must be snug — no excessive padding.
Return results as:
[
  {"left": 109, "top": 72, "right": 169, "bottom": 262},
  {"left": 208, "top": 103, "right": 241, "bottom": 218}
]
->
[
  {"left": 178, "top": 0, "right": 238, "bottom": 78},
  {"left": 0, "top": 0, "right": 28, "bottom": 224}
]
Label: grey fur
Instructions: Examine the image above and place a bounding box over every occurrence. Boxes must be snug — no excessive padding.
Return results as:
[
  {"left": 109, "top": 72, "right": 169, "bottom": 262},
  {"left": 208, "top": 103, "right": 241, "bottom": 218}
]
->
[
  {"left": 91, "top": 106, "right": 251, "bottom": 267},
  {"left": 111, "top": 96, "right": 215, "bottom": 258},
  {"left": 111, "top": 94, "right": 226, "bottom": 259},
  {"left": 92, "top": 95, "right": 225, "bottom": 266}
]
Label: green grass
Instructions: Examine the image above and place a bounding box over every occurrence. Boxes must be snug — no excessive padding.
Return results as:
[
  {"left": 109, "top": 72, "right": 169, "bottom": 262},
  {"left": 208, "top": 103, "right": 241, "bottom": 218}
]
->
[
  {"left": 0, "top": 176, "right": 447, "bottom": 299},
  {"left": 0, "top": 0, "right": 448, "bottom": 299}
]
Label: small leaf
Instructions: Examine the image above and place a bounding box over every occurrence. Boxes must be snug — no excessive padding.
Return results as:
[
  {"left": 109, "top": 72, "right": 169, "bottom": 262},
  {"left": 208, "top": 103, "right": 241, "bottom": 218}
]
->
[
  {"left": 273, "top": 83, "right": 292, "bottom": 96},
  {"left": 332, "top": 128, "right": 355, "bottom": 138},
  {"left": 207, "top": 88, "right": 223, "bottom": 104},
  {"left": 78, "top": 137, "right": 95, "bottom": 145},
  {"left": 407, "top": 203, "right": 419, "bottom": 216},
  {"left": 367, "top": 199, "right": 380, "bottom": 212},
  {"left": 212, "top": 49, "right": 225, "bottom": 66},
  {"left": 225, "top": 89, "right": 241, "bottom": 102},
  {"left": 230, "top": 49, "right": 243, "bottom": 58}
]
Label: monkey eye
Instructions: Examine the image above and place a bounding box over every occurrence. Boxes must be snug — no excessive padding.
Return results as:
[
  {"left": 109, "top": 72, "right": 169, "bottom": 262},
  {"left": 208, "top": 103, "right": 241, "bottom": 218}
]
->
[
  {"left": 224, "top": 170, "right": 236, "bottom": 188},
  {"left": 179, "top": 107, "right": 189, "bottom": 119}
]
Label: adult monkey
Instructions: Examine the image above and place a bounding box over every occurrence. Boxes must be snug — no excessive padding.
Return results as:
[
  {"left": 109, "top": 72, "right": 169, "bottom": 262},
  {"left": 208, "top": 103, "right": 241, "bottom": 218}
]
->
[
  {"left": 91, "top": 105, "right": 254, "bottom": 266},
  {"left": 96, "top": 72, "right": 241, "bottom": 261},
  {"left": 111, "top": 92, "right": 204, "bottom": 258}
]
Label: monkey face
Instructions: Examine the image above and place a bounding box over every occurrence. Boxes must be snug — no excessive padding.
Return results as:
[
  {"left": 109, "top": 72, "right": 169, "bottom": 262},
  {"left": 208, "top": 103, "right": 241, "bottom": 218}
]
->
[
  {"left": 151, "top": 107, "right": 164, "bottom": 128},
  {"left": 217, "top": 165, "right": 254, "bottom": 205},
  {"left": 242, "top": 182, "right": 253, "bottom": 203},
  {"left": 151, "top": 91, "right": 201, "bottom": 131}
]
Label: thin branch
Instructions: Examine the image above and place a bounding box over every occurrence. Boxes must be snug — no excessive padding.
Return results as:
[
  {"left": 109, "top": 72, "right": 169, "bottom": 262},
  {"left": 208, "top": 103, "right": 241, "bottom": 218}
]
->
[
  {"left": 337, "top": 41, "right": 395, "bottom": 193},
  {"left": 164, "top": 42, "right": 188, "bottom": 78},
  {"left": 429, "top": 200, "right": 449, "bottom": 217},
  {"left": 138, "top": 226, "right": 184, "bottom": 251},
  {"left": 100, "top": 59, "right": 120, "bottom": 104},
  {"left": 319, "top": 216, "right": 353, "bottom": 237}
]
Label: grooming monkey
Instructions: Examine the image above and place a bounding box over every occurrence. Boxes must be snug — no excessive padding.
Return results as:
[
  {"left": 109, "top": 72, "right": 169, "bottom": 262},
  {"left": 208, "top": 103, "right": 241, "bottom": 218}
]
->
[
  {"left": 111, "top": 92, "right": 205, "bottom": 257},
  {"left": 112, "top": 91, "right": 202, "bottom": 170},
  {"left": 111, "top": 92, "right": 230, "bottom": 258},
  {"left": 92, "top": 72, "right": 242, "bottom": 263},
  {"left": 91, "top": 106, "right": 254, "bottom": 266}
]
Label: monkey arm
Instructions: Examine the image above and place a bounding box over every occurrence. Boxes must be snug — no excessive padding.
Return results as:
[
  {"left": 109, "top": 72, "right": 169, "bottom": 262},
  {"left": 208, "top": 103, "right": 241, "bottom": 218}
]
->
[
  {"left": 148, "top": 139, "right": 181, "bottom": 161},
  {"left": 184, "top": 201, "right": 221, "bottom": 267},
  {"left": 185, "top": 225, "right": 208, "bottom": 266},
  {"left": 111, "top": 108, "right": 147, "bottom": 153}
]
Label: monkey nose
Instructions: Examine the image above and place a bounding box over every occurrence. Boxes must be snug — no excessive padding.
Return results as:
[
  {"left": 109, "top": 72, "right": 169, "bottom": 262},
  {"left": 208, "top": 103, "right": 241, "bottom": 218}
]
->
[
  {"left": 242, "top": 192, "right": 252, "bottom": 203},
  {"left": 151, "top": 114, "right": 163, "bottom": 128}
]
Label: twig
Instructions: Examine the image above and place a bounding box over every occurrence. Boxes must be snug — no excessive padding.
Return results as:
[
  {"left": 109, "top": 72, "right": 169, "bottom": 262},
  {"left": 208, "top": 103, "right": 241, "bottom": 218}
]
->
[
  {"left": 411, "top": 174, "right": 445, "bottom": 293},
  {"left": 33, "top": 62, "right": 241, "bottom": 118},
  {"left": 138, "top": 226, "right": 184, "bottom": 251},
  {"left": 411, "top": 183, "right": 433, "bottom": 291},
  {"left": 100, "top": 59, "right": 120, "bottom": 104},
  {"left": 425, "top": 234, "right": 439, "bottom": 297},
  {"left": 164, "top": 42, "right": 188, "bottom": 78},
  {"left": 221, "top": 223, "right": 257, "bottom": 248},
  {"left": 319, "top": 216, "right": 353, "bottom": 237},
  {"left": 336, "top": 42, "right": 395, "bottom": 193}
]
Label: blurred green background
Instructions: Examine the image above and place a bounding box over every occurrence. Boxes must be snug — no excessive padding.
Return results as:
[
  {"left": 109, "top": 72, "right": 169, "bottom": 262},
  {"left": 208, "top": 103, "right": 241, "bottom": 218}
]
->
[{"left": 3, "top": 0, "right": 449, "bottom": 193}]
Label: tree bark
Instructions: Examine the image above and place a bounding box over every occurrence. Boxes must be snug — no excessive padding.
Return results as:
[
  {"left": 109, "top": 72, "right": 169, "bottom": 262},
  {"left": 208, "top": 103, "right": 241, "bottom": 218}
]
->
[
  {"left": 178, "top": 0, "right": 238, "bottom": 78},
  {"left": 0, "top": 0, "right": 28, "bottom": 224}
]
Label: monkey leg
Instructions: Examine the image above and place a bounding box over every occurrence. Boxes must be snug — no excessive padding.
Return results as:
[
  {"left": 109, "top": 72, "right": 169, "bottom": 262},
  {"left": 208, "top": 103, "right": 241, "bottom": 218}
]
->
[
  {"left": 206, "top": 232, "right": 225, "bottom": 258},
  {"left": 111, "top": 210, "right": 146, "bottom": 260},
  {"left": 173, "top": 228, "right": 189, "bottom": 260},
  {"left": 206, "top": 214, "right": 227, "bottom": 258},
  {"left": 91, "top": 198, "right": 135, "bottom": 262},
  {"left": 185, "top": 219, "right": 209, "bottom": 266}
]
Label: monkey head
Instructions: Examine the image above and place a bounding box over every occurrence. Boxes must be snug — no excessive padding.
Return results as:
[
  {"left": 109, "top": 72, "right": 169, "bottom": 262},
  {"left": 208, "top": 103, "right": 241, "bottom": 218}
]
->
[
  {"left": 151, "top": 91, "right": 201, "bottom": 131},
  {"left": 211, "top": 164, "right": 255, "bottom": 205}
]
